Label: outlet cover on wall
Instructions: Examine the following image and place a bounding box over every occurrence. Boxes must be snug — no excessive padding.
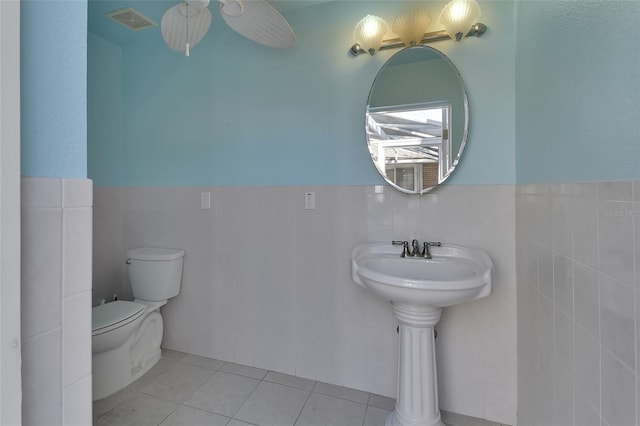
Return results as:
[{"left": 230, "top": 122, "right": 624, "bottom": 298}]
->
[
  {"left": 200, "top": 191, "right": 211, "bottom": 210},
  {"left": 304, "top": 191, "right": 315, "bottom": 210}
]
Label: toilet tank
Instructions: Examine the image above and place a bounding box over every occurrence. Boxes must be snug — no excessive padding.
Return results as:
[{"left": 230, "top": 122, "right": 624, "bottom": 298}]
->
[{"left": 127, "top": 248, "right": 185, "bottom": 301}]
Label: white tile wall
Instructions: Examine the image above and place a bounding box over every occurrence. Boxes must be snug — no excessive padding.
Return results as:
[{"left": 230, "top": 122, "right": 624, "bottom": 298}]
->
[
  {"left": 516, "top": 181, "right": 640, "bottom": 426},
  {"left": 93, "top": 183, "right": 517, "bottom": 425},
  {"left": 21, "top": 177, "right": 93, "bottom": 426}
]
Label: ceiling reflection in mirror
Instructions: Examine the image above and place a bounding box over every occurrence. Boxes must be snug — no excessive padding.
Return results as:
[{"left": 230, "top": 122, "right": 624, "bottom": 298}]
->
[{"left": 366, "top": 46, "right": 468, "bottom": 194}]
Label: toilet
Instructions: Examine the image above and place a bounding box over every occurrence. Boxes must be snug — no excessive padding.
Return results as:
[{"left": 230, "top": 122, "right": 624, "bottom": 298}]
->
[{"left": 92, "top": 247, "right": 185, "bottom": 401}]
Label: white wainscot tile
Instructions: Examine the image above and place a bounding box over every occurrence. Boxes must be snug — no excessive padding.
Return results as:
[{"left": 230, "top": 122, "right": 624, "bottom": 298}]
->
[
  {"left": 472, "top": 185, "right": 515, "bottom": 235},
  {"left": 22, "top": 330, "right": 61, "bottom": 426},
  {"left": 437, "top": 377, "right": 484, "bottom": 420},
  {"left": 573, "top": 262, "right": 599, "bottom": 338},
  {"left": 574, "top": 393, "right": 600, "bottom": 426},
  {"left": 63, "top": 291, "right": 92, "bottom": 386},
  {"left": 552, "top": 366, "right": 573, "bottom": 426},
  {"left": 62, "top": 178, "right": 93, "bottom": 207},
  {"left": 553, "top": 309, "right": 574, "bottom": 378},
  {"left": 366, "top": 190, "right": 394, "bottom": 228},
  {"left": 63, "top": 207, "right": 93, "bottom": 296},
  {"left": 485, "top": 383, "right": 517, "bottom": 425},
  {"left": 536, "top": 245, "right": 553, "bottom": 302},
  {"left": 574, "top": 325, "right": 600, "bottom": 409},
  {"left": 601, "top": 348, "right": 636, "bottom": 426},
  {"left": 571, "top": 197, "right": 598, "bottom": 268},
  {"left": 551, "top": 194, "right": 572, "bottom": 256},
  {"left": 21, "top": 177, "right": 61, "bottom": 208},
  {"left": 553, "top": 253, "right": 573, "bottom": 318},
  {"left": 598, "top": 201, "right": 634, "bottom": 286},
  {"left": 21, "top": 207, "right": 62, "bottom": 339},
  {"left": 483, "top": 344, "right": 516, "bottom": 388},
  {"left": 637, "top": 289, "right": 640, "bottom": 378},
  {"left": 63, "top": 374, "right": 92, "bottom": 426},
  {"left": 599, "top": 273, "right": 635, "bottom": 370},
  {"left": 635, "top": 202, "right": 640, "bottom": 289},
  {"left": 531, "top": 193, "right": 552, "bottom": 247},
  {"left": 597, "top": 181, "right": 633, "bottom": 201}
]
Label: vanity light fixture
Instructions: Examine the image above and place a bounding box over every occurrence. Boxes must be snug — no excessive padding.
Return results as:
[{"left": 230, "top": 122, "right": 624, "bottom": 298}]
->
[
  {"left": 353, "top": 14, "right": 390, "bottom": 56},
  {"left": 392, "top": 8, "right": 432, "bottom": 47},
  {"left": 350, "top": 0, "right": 486, "bottom": 57},
  {"left": 439, "top": 0, "right": 482, "bottom": 41}
]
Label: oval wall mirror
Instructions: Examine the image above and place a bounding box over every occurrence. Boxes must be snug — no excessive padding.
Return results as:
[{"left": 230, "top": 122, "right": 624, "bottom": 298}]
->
[{"left": 366, "top": 45, "right": 469, "bottom": 194}]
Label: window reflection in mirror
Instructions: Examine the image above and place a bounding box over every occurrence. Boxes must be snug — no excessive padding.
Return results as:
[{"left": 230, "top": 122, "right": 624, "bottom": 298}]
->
[
  {"left": 366, "top": 46, "right": 468, "bottom": 194},
  {"left": 367, "top": 102, "right": 451, "bottom": 193}
]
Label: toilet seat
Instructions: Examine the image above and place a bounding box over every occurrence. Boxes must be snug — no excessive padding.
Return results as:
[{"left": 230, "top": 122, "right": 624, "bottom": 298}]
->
[{"left": 92, "top": 301, "right": 145, "bottom": 336}]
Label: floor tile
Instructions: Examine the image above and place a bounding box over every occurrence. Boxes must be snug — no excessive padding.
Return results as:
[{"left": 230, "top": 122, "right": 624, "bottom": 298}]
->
[
  {"left": 93, "top": 349, "right": 499, "bottom": 426},
  {"left": 442, "top": 410, "right": 502, "bottom": 426},
  {"left": 159, "top": 405, "right": 229, "bottom": 426},
  {"left": 234, "top": 381, "right": 310, "bottom": 426},
  {"left": 227, "top": 420, "right": 258, "bottom": 426},
  {"left": 295, "top": 393, "right": 366, "bottom": 426},
  {"left": 182, "top": 354, "right": 226, "bottom": 371},
  {"left": 263, "top": 371, "right": 316, "bottom": 391},
  {"left": 143, "top": 362, "right": 215, "bottom": 403},
  {"left": 93, "top": 386, "right": 139, "bottom": 421},
  {"left": 94, "top": 393, "right": 177, "bottom": 426},
  {"left": 184, "top": 371, "right": 260, "bottom": 417},
  {"left": 367, "top": 393, "right": 395, "bottom": 411},
  {"left": 127, "top": 349, "right": 189, "bottom": 392},
  {"left": 157, "top": 349, "right": 188, "bottom": 365},
  {"left": 363, "top": 406, "right": 391, "bottom": 426},
  {"left": 312, "top": 381, "right": 370, "bottom": 404},
  {"left": 220, "top": 362, "right": 268, "bottom": 380}
]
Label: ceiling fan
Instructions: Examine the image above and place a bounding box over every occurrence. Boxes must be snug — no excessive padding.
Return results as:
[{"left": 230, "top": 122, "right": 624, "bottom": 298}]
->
[{"left": 160, "top": 0, "right": 295, "bottom": 56}]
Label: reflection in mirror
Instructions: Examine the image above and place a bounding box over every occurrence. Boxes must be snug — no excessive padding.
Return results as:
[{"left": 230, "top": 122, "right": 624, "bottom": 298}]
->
[{"left": 366, "top": 46, "right": 468, "bottom": 194}]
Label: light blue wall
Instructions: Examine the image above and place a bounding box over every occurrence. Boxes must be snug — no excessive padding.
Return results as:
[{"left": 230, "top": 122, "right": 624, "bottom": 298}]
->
[
  {"left": 89, "top": 0, "right": 515, "bottom": 187},
  {"left": 88, "top": 33, "right": 123, "bottom": 186},
  {"left": 516, "top": 1, "right": 640, "bottom": 183},
  {"left": 21, "top": 0, "right": 88, "bottom": 178}
]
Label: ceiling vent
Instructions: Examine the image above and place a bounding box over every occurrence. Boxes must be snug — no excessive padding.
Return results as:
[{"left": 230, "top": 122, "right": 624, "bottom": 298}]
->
[{"left": 106, "top": 7, "right": 157, "bottom": 31}]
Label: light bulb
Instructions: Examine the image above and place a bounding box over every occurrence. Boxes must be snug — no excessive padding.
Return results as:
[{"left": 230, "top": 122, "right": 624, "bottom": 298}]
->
[{"left": 353, "top": 15, "right": 389, "bottom": 55}]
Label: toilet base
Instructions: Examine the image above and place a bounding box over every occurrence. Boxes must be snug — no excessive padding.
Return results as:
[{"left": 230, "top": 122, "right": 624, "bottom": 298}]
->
[{"left": 92, "top": 310, "right": 164, "bottom": 401}]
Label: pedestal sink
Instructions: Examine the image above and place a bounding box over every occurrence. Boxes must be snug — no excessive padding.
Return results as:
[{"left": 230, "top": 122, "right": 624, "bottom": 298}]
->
[{"left": 351, "top": 242, "right": 493, "bottom": 426}]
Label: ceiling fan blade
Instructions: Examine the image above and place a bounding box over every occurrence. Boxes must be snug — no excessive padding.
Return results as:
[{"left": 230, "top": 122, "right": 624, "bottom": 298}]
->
[
  {"left": 220, "top": 0, "right": 295, "bottom": 49},
  {"left": 219, "top": 0, "right": 244, "bottom": 17},
  {"left": 161, "top": 3, "right": 212, "bottom": 52}
]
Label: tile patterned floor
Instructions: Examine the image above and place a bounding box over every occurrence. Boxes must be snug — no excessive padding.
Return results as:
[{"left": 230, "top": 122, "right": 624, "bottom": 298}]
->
[{"left": 93, "top": 349, "right": 506, "bottom": 426}]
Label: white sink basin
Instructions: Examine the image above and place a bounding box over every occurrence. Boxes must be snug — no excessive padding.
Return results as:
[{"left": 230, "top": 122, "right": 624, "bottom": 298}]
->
[
  {"left": 351, "top": 242, "right": 493, "bottom": 426},
  {"left": 351, "top": 242, "right": 493, "bottom": 308}
]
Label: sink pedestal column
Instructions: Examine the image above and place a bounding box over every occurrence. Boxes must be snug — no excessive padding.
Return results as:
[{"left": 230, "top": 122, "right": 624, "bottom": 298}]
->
[{"left": 387, "top": 302, "right": 444, "bottom": 426}]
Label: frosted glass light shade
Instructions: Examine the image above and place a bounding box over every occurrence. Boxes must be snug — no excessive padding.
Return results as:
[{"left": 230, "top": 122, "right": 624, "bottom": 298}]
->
[
  {"left": 438, "top": 0, "right": 481, "bottom": 41},
  {"left": 353, "top": 15, "right": 389, "bottom": 55},
  {"left": 392, "top": 9, "right": 432, "bottom": 46}
]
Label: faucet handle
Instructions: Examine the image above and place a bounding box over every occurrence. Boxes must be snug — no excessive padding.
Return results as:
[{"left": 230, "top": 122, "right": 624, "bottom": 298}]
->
[
  {"left": 422, "top": 241, "right": 442, "bottom": 259},
  {"left": 392, "top": 240, "right": 410, "bottom": 257}
]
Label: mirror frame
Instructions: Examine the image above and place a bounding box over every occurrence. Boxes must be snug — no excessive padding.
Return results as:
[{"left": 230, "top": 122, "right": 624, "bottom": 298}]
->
[{"left": 365, "top": 45, "right": 469, "bottom": 195}]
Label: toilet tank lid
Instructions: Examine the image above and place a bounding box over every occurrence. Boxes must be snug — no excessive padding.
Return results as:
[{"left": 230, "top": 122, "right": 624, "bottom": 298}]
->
[
  {"left": 127, "top": 248, "right": 185, "bottom": 261},
  {"left": 92, "top": 300, "right": 145, "bottom": 332}
]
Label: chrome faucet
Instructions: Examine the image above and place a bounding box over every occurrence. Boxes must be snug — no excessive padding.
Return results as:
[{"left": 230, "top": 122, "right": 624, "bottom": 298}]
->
[
  {"left": 411, "top": 239, "right": 420, "bottom": 257},
  {"left": 422, "top": 241, "right": 442, "bottom": 259},
  {"left": 393, "top": 240, "right": 442, "bottom": 258},
  {"left": 392, "top": 240, "right": 410, "bottom": 257}
]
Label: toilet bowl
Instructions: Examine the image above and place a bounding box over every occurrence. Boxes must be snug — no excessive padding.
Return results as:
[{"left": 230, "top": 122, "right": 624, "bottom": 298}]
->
[{"left": 92, "top": 248, "right": 185, "bottom": 401}]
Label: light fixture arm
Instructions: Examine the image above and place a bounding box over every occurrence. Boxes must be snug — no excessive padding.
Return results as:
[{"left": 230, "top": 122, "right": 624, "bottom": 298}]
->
[{"left": 349, "top": 22, "right": 486, "bottom": 56}]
